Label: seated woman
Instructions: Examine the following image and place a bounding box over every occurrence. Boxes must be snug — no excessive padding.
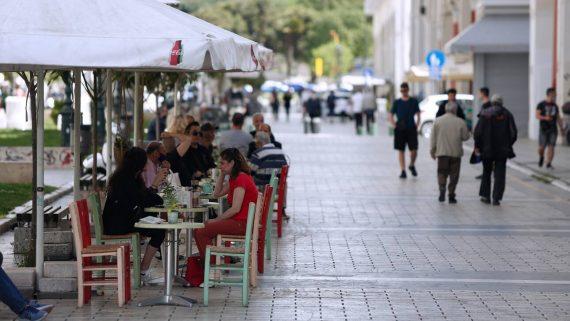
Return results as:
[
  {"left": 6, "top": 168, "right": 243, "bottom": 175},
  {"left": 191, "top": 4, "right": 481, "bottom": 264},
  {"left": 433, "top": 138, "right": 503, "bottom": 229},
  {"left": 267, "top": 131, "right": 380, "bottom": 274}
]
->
[
  {"left": 103, "top": 147, "right": 168, "bottom": 282},
  {"left": 194, "top": 148, "right": 259, "bottom": 260}
]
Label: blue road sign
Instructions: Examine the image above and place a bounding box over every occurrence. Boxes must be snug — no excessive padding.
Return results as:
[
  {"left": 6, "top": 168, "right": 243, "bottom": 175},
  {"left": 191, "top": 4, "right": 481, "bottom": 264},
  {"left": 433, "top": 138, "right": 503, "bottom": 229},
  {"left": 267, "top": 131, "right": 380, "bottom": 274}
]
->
[
  {"left": 363, "top": 67, "right": 374, "bottom": 77},
  {"left": 426, "top": 50, "right": 446, "bottom": 68}
]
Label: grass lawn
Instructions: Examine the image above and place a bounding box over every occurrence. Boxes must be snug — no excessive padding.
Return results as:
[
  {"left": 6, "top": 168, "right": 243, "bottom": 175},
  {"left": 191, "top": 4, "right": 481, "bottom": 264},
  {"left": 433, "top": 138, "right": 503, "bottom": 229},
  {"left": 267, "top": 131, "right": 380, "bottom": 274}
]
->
[
  {"left": 0, "top": 129, "right": 61, "bottom": 147},
  {"left": 0, "top": 183, "right": 56, "bottom": 218}
]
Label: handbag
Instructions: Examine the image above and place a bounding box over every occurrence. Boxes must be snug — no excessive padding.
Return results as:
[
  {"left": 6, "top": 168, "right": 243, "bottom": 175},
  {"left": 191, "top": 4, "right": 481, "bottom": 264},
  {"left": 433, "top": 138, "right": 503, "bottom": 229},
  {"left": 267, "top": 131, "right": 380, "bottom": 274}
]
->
[
  {"left": 469, "top": 151, "right": 481, "bottom": 164},
  {"left": 184, "top": 256, "right": 204, "bottom": 287}
]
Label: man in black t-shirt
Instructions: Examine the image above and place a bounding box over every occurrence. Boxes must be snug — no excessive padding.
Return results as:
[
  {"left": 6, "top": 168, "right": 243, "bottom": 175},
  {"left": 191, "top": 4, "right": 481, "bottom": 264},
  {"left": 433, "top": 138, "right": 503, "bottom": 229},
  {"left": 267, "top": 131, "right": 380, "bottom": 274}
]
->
[
  {"left": 436, "top": 88, "right": 466, "bottom": 120},
  {"left": 475, "top": 87, "right": 492, "bottom": 180},
  {"left": 389, "top": 82, "right": 421, "bottom": 179},
  {"left": 536, "top": 87, "right": 565, "bottom": 168}
]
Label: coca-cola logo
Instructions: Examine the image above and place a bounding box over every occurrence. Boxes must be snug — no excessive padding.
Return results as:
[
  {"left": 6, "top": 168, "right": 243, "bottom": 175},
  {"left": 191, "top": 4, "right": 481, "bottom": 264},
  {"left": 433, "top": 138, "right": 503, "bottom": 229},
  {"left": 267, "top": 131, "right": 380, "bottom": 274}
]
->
[{"left": 170, "top": 40, "right": 183, "bottom": 66}]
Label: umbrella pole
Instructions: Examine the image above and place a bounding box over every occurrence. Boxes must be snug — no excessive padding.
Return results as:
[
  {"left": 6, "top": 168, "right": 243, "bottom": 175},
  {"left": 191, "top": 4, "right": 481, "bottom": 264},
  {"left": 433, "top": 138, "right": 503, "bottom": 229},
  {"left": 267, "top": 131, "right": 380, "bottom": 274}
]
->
[
  {"left": 134, "top": 72, "right": 142, "bottom": 146},
  {"left": 105, "top": 70, "right": 113, "bottom": 182},
  {"left": 36, "top": 70, "right": 45, "bottom": 279},
  {"left": 73, "top": 70, "right": 81, "bottom": 200}
]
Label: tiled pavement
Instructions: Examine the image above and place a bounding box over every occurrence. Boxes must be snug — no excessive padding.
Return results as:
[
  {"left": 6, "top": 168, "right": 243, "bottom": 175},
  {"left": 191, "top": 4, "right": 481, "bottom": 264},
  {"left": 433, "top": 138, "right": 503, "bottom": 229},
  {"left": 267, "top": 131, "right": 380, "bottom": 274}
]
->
[{"left": 2, "top": 114, "right": 570, "bottom": 320}]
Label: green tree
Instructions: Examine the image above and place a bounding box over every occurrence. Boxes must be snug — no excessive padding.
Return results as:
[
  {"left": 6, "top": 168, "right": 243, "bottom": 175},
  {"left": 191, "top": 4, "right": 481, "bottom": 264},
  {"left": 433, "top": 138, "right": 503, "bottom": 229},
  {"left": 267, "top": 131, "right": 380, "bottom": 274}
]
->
[{"left": 312, "top": 41, "right": 354, "bottom": 78}]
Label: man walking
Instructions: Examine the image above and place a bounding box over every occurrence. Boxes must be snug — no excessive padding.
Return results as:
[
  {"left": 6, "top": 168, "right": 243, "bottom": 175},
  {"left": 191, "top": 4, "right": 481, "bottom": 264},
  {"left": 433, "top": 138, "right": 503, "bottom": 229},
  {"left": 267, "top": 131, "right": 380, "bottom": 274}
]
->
[
  {"left": 536, "top": 87, "right": 565, "bottom": 168},
  {"left": 389, "top": 82, "right": 421, "bottom": 179},
  {"left": 430, "top": 102, "right": 471, "bottom": 203},
  {"left": 474, "top": 95, "right": 517, "bottom": 206},
  {"left": 475, "top": 87, "right": 492, "bottom": 180},
  {"left": 436, "top": 88, "right": 466, "bottom": 119},
  {"left": 351, "top": 89, "right": 364, "bottom": 135},
  {"left": 362, "top": 87, "right": 377, "bottom": 135}
]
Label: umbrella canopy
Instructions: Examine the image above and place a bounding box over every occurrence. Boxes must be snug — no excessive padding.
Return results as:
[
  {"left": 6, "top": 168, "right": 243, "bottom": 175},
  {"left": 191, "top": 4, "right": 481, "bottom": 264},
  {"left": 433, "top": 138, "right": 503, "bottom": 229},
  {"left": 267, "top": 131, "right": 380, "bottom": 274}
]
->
[{"left": 0, "top": 0, "right": 272, "bottom": 72}]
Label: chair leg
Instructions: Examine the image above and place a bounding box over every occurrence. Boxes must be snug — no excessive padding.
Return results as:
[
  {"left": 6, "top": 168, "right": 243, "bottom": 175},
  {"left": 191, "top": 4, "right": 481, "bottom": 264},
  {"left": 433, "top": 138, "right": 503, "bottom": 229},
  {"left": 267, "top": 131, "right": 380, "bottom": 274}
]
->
[
  {"left": 77, "top": 263, "right": 84, "bottom": 307},
  {"left": 277, "top": 204, "right": 283, "bottom": 238},
  {"left": 265, "top": 222, "right": 272, "bottom": 260},
  {"left": 258, "top": 239, "right": 265, "bottom": 274},
  {"left": 117, "top": 248, "right": 125, "bottom": 307},
  {"left": 242, "top": 254, "right": 249, "bottom": 307},
  {"left": 132, "top": 234, "right": 141, "bottom": 289},
  {"left": 203, "top": 248, "right": 211, "bottom": 307}
]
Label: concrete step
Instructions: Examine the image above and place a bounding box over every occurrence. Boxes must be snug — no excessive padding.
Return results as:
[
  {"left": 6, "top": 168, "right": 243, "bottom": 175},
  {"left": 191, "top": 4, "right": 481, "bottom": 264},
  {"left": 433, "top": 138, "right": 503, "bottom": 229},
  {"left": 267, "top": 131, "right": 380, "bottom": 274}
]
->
[
  {"left": 44, "top": 261, "right": 77, "bottom": 278},
  {"left": 4, "top": 267, "right": 35, "bottom": 290},
  {"left": 38, "top": 277, "right": 76, "bottom": 293}
]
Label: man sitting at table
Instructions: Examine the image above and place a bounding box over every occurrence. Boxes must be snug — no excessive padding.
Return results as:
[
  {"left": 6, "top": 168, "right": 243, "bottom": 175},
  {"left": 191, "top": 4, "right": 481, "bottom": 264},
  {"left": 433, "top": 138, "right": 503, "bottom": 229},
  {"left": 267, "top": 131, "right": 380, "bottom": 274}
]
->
[
  {"left": 249, "top": 131, "right": 287, "bottom": 187},
  {"left": 183, "top": 122, "right": 216, "bottom": 180},
  {"left": 142, "top": 141, "right": 170, "bottom": 188},
  {"left": 219, "top": 113, "right": 252, "bottom": 157},
  {"left": 200, "top": 122, "right": 217, "bottom": 158},
  {"left": 247, "top": 123, "right": 282, "bottom": 158},
  {"left": 194, "top": 148, "right": 259, "bottom": 266}
]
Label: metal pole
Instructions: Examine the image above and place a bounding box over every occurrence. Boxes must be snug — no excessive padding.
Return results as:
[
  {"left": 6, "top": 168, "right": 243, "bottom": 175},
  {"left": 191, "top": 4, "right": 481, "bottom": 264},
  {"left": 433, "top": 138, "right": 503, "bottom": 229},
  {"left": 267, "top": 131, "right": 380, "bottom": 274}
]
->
[
  {"left": 73, "top": 70, "right": 81, "bottom": 200},
  {"left": 36, "top": 71, "right": 45, "bottom": 279},
  {"left": 134, "top": 72, "right": 142, "bottom": 146},
  {"left": 105, "top": 70, "right": 113, "bottom": 181}
]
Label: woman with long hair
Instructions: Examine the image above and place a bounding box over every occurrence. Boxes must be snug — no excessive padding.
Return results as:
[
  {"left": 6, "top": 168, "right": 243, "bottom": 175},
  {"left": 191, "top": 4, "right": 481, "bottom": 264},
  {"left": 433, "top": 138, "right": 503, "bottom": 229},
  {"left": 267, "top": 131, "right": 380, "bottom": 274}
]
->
[
  {"left": 103, "top": 147, "right": 168, "bottom": 281},
  {"left": 194, "top": 148, "right": 259, "bottom": 260}
]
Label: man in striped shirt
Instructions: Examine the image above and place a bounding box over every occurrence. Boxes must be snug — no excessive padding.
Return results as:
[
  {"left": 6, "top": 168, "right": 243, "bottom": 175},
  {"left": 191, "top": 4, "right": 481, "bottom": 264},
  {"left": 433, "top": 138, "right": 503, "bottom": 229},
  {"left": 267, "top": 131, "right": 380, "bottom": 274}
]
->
[{"left": 249, "top": 131, "right": 288, "bottom": 187}]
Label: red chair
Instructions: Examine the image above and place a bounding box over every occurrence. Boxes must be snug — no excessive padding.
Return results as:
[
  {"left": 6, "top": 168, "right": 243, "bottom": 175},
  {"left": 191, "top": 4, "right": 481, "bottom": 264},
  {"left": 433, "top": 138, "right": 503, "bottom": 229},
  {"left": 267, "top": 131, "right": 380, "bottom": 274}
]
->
[
  {"left": 69, "top": 199, "right": 131, "bottom": 307},
  {"left": 274, "top": 165, "right": 289, "bottom": 238},
  {"left": 257, "top": 185, "right": 273, "bottom": 273}
]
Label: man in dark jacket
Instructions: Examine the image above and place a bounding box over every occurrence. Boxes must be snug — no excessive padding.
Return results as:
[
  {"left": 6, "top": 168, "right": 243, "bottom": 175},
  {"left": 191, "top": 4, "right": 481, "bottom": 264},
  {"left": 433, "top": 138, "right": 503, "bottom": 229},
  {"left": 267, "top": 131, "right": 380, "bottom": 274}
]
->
[
  {"left": 436, "top": 88, "right": 466, "bottom": 120},
  {"left": 474, "top": 95, "right": 517, "bottom": 206}
]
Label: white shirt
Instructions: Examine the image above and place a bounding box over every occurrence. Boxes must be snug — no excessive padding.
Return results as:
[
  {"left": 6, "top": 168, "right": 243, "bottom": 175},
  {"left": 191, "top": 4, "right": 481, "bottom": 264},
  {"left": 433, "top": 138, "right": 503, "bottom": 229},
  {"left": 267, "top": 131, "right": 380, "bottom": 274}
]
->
[{"left": 351, "top": 92, "right": 364, "bottom": 113}]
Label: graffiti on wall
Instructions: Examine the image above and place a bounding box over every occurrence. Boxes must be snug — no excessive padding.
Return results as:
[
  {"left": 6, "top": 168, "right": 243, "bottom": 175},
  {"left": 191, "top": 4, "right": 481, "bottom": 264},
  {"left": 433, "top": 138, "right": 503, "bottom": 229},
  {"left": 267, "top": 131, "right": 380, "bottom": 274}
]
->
[{"left": 0, "top": 147, "right": 74, "bottom": 169}]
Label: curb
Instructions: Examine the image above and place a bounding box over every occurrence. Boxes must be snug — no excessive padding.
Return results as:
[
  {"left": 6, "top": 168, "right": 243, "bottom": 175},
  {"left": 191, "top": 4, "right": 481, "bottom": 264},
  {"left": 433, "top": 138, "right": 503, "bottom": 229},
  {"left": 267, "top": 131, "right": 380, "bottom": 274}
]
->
[
  {"left": 0, "top": 183, "right": 73, "bottom": 235},
  {"left": 463, "top": 145, "right": 570, "bottom": 193}
]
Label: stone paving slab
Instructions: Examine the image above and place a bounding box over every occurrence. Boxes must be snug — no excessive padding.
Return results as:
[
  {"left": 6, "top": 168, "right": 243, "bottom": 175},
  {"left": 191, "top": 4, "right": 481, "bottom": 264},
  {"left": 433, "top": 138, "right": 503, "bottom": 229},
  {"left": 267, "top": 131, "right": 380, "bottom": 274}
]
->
[{"left": 1, "top": 113, "right": 570, "bottom": 320}]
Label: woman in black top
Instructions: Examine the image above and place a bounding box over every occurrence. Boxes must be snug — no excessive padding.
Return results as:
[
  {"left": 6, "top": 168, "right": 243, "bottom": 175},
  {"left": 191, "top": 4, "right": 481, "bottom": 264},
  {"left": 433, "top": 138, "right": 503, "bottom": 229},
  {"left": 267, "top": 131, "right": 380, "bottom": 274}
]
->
[{"left": 103, "top": 147, "right": 167, "bottom": 275}]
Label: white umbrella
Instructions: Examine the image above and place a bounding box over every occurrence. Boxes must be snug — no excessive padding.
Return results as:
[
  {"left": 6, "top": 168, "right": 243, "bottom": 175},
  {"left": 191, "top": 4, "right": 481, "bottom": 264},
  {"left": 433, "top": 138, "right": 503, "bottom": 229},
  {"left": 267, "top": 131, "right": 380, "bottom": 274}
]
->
[
  {"left": 0, "top": 0, "right": 272, "bottom": 72},
  {"left": 0, "top": 0, "right": 272, "bottom": 282}
]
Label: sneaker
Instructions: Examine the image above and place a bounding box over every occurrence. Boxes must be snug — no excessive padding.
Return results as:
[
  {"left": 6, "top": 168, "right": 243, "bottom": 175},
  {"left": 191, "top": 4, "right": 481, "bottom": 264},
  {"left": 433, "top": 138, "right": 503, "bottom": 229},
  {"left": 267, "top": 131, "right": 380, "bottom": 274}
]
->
[
  {"left": 199, "top": 282, "right": 214, "bottom": 288},
  {"left": 141, "top": 270, "right": 156, "bottom": 284},
  {"left": 492, "top": 200, "right": 501, "bottom": 206},
  {"left": 155, "top": 249, "right": 162, "bottom": 261},
  {"left": 399, "top": 171, "right": 407, "bottom": 179},
  {"left": 282, "top": 212, "right": 290, "bottom": 221},
  {"left": 480, "top": 197, "right": 491, "bottom": 204},
  {"left": 408, "top": 166, "right": 418, "bottom": 177},
  {"left": 28, "top": 301, "right": 54, "bottom": 313},
  {"left": 539, "top": 156, "right": 544, "bottom": 167},
  {"left": 438, "top": 191, "right": 445, "bottom": 202},
  {"left": 18, "top": 307, "right": 47, "bottom": 321},
  {"left": 448, "top": 196, "right": 457, "bottom": 204},
  {"left": 546, "top": 163, "right": 553, "bottom": 169}
]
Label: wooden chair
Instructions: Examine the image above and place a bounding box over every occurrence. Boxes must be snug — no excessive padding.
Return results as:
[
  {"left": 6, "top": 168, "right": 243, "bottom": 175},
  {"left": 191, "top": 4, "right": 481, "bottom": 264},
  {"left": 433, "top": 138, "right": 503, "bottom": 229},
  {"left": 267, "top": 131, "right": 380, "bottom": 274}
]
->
[
  {"left": 265, "top": 172, "right": 279, "bottom": 260},
  {"left": 274, "top": 165, "right": 289, "bottom": 238},
  {"left": 203, "top": 202, "right": 256, "bottom": 307},
  {"left": 87, "top": 193, "right": 141, "bottom": 288},
  {"left": 69, "top": 199, "right": 131, "bottom": 307}
]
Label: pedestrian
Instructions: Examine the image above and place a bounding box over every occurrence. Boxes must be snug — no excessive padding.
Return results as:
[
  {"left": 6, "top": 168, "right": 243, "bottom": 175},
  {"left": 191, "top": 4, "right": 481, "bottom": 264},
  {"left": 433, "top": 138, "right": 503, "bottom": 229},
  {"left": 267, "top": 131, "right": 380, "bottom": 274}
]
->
[
  {"left": 362, "top": 87, "right": 377, "bottom": 135},
  {"left": 536, "top": 87, "right": 565, "bottom": 169},
  {"left": 0, "top": 252, "right": 53, "bottom": 320},
  {"left": 389, "top": 82, "right": 421, "bottom": 179},
  {"left": 351, "top": 89, "right": 364, "bottom": 134},
  {"left": 270, "top": 89, "right": 280, "bottom": 121},
  {"left": 283, "top": 89, "right": 293, "bottom": 122},
  {"left": 303, "top": 90, "right": 322, "bottom": 134},
  {"left": 474, "top": 95, "right": 517, "bottom": 206},
  {"left": 430, "top": 102, "right": 471, "bottom": 203},
  {"left": 326, "top": 91, "right": 336, "bottom": 121},
  {"left": 475, "top": 87, "right": 492, "bottom": 180},
  {"left": 436, "top": 88, "right": 466, "bottom": 119}
]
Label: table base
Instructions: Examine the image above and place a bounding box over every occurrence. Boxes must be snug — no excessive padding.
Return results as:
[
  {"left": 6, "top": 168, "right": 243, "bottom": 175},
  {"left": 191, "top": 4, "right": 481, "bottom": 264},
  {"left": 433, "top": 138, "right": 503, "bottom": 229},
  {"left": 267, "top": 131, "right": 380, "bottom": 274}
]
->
[{"left": 138, "top": 295, "right": 197, "bottom": 307}]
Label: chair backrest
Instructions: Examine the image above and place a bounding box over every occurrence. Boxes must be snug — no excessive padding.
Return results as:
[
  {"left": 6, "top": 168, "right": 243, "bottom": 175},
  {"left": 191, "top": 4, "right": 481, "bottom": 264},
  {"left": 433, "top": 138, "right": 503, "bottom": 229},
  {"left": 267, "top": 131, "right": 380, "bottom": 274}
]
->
[
  {"left": 243, "top": 202, "right": 257, "bottom": 262},
  {"left": 278, "top": 165, "right": 288, "bottom": 192},
  {"left": 69, "top": 199, "right": 92, "bottom": 259},
  {"left": 250, "top": 193, "right": 263, "bottom": 247},
  {"left": 259, "top": 184, "right": 274, "bottom": 240},
  {"left": 87, "top": 193, "right": 104, "bottom": 243}
]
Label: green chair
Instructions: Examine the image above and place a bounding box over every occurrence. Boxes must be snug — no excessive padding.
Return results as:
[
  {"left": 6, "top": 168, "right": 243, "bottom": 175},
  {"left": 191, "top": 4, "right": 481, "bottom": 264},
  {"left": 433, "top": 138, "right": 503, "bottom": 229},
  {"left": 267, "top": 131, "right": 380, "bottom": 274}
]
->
[
  {"left": 203, "top": 202, "right": 256, "bottom": 307},
  {"left": 265, "top": 171, "right": 279, "bottom": 260},
  {"left": 87, "top": 193, "right": 142, "bottom": 289}
]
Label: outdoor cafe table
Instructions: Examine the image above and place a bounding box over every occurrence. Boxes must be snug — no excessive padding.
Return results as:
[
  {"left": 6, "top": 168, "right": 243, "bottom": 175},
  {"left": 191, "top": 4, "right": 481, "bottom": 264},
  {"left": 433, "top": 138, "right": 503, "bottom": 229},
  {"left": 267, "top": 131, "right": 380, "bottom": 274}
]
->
[{"left": 134, "top": 221, "right": 204, "bottom": 307}]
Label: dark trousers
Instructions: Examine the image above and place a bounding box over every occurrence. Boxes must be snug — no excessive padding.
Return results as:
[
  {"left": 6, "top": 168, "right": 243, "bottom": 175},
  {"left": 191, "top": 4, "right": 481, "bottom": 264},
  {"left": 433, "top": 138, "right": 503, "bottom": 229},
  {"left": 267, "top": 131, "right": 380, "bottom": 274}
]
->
[
  {"left": 364, "top": 110, "right": 376, "bottom": 134},
  {"left": 479, "top": 158, "right": 507, "bottom": 201},
  {"left": 354, "top": 112, "right": 363, "bottom": 131},
  {"left": 0, "top": 266, "right": 28, "bottom": 315},
  {"left": 437, "top": 156, "right": 461, "bottom": 197}
]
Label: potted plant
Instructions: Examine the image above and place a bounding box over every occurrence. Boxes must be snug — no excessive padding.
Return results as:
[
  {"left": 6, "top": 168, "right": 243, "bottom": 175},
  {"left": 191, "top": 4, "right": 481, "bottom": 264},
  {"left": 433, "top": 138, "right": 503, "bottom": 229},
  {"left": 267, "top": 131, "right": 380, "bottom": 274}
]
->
[{"left": 162, "top": 182, "right": 180, "bottom": 223}]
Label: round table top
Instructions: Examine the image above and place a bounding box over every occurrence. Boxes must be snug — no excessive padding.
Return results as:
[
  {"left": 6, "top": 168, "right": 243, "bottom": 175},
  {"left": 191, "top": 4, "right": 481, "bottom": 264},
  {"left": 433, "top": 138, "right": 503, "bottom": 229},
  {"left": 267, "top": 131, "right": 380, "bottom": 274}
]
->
[
  {"left": 144, "top": 206, "right": 208, "bottom": 213},
  {"left": 134, "top": 221, "right": 205, "bottom": 230}
]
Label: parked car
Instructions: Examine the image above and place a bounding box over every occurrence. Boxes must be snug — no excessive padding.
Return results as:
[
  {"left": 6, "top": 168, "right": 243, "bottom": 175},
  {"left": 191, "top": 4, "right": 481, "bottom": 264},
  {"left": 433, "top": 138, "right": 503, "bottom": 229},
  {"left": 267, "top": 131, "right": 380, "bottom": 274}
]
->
[{"left": 418, "top": 94, "right": 474, "bottom": 138}]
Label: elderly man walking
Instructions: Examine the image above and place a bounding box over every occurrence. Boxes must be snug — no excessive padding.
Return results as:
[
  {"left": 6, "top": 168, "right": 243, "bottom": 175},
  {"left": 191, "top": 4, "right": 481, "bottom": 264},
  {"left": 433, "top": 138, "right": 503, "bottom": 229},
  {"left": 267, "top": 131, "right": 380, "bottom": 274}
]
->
[{"left": 430, "top": 102, "right": 471, "bottom": 204}]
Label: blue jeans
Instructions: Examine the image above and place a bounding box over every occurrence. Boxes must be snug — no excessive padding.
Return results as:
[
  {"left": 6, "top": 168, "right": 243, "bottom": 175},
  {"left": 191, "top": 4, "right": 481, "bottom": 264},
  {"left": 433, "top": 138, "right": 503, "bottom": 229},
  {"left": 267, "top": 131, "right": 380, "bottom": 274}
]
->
[{"left": 0, "top": 266, "right": 28, "bottom": 315}]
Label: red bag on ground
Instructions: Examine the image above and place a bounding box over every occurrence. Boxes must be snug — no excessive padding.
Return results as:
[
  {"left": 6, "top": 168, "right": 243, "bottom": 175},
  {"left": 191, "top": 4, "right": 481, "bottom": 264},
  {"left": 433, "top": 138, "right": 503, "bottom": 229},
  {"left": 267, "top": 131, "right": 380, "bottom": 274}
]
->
[{"left": 184, "top": 256, "right": 204, "bottom": 287}]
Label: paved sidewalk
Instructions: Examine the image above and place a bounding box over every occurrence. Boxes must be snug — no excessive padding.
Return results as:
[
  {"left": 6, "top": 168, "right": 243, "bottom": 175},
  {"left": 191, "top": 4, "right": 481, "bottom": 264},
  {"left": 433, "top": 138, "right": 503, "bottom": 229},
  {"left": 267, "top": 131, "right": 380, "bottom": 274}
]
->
[
  {"left": 1, "top": 114, "right": 570, "bottom": 320},
  {"left": 509, "top": 137, "right": 570, "bottom": 186}
]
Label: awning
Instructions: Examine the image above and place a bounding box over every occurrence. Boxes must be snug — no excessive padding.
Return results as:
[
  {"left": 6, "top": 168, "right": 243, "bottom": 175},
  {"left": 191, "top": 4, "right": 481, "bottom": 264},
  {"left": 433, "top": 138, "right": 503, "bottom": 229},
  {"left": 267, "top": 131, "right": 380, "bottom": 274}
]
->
[
  {"left": 445, "top": 14, "right": 529, "bottom": 54},
  {"left": 405, "top": 55, "right": 473, "bottom": 82}
]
